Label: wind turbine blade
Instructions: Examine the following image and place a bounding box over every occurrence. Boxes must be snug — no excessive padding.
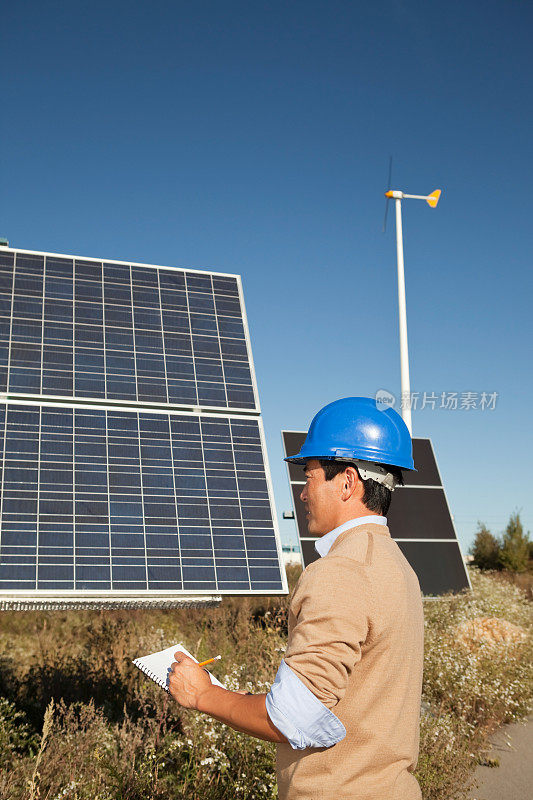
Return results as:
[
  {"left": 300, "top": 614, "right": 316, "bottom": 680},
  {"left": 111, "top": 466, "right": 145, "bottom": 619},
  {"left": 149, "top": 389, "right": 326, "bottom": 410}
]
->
[
  {"left": 382, "top": 198, "right": 390, "bottom": 233},
  {"left": 382, "top": 155, "right": 393, "bottom": 232}
]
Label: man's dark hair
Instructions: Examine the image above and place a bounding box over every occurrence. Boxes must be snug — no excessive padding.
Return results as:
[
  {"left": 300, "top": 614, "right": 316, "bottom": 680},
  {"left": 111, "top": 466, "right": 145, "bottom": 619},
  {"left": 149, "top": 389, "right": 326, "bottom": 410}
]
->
[{"left": 318, "top": 459, "right": 402, "bottom": 516}]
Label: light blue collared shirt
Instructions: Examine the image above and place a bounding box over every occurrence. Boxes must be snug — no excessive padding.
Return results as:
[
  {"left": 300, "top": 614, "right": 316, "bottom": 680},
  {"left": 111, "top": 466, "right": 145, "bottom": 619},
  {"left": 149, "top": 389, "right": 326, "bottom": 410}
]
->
[
  {"left": 266, "top": 516, "right": 388, "bottom": 750},
  {"left": 314, "top": 515, "right": 387, "bottom": 557}
]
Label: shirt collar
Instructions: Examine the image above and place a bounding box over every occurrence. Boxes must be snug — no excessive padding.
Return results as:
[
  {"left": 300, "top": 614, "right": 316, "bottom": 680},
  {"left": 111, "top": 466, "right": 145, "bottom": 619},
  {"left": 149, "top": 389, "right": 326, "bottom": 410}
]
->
[{"left": 314, "top": 516, "right": 387, "bottom": 558}]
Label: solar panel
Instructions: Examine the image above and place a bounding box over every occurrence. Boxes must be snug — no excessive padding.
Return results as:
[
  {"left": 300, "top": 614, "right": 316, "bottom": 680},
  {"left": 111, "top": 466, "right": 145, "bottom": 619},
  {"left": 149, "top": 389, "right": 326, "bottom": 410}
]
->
[
  {"left": 0, "top": 246, "right": 287, "bottom": 608},
  {"left": 282, "top": 431, "right": 470, "bottom": 596},
  {"left": 0, "top": 249, "right": 256, "bottom": 411}
]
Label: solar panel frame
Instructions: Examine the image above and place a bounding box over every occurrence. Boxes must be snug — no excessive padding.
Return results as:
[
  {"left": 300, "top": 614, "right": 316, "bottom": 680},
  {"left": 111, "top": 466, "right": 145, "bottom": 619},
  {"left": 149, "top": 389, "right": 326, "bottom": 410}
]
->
[{"left": 0, "top": 247, "right": 261, "bottom": 414}]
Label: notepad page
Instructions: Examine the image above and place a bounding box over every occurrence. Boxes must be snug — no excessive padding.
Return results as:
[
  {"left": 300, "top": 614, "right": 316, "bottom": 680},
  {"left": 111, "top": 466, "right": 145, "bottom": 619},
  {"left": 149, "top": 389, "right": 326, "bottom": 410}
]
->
[{"left": 133, "top": 643, "right": 225, "bottom": 691}]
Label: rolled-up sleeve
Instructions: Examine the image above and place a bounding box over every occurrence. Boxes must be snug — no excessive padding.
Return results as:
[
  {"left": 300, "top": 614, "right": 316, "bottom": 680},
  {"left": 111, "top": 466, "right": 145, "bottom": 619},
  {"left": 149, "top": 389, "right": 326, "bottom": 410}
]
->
[
  {"left": 283, "top": 556, "right": 372, "bottom": 709},
  {"left": 265, "top": 659, "right": 346, "bottom": 749}
]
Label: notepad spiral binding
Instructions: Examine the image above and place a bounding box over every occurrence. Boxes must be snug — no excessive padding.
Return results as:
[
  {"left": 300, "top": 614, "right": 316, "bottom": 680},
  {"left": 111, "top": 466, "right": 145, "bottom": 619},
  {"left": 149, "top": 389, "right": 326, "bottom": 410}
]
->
[{"left": 132, "top": 659, "right": 170, "bottom": 692}]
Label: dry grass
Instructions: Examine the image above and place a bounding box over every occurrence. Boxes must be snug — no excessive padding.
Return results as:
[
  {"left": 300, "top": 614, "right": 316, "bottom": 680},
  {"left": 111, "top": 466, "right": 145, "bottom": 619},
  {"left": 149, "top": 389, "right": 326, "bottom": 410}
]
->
[{"left": 0, "top": 566, "right": 531, "bottom": 800}]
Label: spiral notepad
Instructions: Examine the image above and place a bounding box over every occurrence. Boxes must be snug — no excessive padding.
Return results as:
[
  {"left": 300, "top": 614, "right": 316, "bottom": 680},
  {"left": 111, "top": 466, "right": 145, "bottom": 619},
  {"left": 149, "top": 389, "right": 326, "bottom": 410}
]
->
[{"left": 133, "top": 643, "right": 225, "bottom": 692}]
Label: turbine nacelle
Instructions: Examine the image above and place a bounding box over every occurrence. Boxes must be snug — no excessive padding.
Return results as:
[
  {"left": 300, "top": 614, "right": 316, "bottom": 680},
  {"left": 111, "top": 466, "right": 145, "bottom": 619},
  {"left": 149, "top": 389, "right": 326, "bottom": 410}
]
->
[{"left": 384, "top": 188, "right": 442, "bottom": 207}]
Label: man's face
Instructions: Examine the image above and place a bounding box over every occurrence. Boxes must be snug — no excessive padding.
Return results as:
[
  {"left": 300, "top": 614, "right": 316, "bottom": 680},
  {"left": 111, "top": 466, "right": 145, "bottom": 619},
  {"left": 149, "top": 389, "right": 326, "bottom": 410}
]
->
[{"left": 300, "top": 459, "right": 342, "bottom": 536}]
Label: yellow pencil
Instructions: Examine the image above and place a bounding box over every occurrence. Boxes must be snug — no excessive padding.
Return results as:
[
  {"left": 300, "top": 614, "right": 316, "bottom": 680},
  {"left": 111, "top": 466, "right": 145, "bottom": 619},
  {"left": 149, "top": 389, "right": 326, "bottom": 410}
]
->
[{"left": 197, "top": 655, "right": 221, "bottom": 667}]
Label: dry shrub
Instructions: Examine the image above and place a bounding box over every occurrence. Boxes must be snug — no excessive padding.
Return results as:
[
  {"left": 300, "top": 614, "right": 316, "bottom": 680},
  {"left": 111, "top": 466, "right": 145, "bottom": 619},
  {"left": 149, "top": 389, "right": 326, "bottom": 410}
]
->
[
  {"left": 1, "top": 687, "right": 277, "bottom": 800},
  {"left": 454, "top": 616, "right": 527, "bottom": 650},
  {"left": 493, "top": 569, "right": 533, "bottom": 601},
  {"left": 2, "top": 699, "right": 177, "bottom": 800}
]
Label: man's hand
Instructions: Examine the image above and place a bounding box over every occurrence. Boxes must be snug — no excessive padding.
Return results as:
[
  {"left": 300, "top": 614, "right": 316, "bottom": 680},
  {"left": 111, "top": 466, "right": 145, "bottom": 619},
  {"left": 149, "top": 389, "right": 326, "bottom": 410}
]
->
[
  {"left": 168, "top": 652, "right": 214, "bottom": 709},
  {"left": 168, "top": 653, "right": 288, "bottom": 744}
]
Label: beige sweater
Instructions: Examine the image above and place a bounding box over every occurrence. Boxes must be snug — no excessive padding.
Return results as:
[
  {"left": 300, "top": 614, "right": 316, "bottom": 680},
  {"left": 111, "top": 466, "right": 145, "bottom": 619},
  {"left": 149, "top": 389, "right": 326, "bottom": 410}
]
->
[{"left": 276, "top": 523, "right": 424, "bottom": 800}]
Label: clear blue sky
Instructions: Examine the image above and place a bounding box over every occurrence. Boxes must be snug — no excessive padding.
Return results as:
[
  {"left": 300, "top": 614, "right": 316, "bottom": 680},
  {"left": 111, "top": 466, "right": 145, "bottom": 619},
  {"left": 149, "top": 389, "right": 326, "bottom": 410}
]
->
[{"left": 2, "top": 0, "right": 532, "bottom": 551}]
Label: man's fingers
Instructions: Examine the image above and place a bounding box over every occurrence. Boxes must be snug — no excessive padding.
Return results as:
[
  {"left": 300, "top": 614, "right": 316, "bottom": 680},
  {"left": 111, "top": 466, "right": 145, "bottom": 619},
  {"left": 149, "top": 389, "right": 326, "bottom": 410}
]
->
[{"left": 171, "top": 654, "right": 197, "bottom": 671}]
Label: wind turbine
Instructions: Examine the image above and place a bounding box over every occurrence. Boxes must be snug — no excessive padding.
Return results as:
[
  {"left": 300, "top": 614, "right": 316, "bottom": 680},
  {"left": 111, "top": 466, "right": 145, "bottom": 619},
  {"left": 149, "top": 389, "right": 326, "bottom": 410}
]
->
[{"left": 383, "top": 161, "right": 442, "bottom": 435}]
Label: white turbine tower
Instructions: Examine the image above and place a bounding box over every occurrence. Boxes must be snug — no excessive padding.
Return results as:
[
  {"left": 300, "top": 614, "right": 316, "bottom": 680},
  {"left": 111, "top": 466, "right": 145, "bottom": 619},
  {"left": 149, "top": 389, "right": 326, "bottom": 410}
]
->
[{"left": 383, "top": 173, "right": 442, "bottom": 435}]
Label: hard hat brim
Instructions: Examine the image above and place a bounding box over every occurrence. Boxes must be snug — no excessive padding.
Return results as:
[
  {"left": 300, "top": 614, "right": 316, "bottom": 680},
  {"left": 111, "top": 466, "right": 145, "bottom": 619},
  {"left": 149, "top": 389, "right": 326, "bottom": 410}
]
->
[{"left": 284, "top": 452, "right": 417, "bottom": 471}]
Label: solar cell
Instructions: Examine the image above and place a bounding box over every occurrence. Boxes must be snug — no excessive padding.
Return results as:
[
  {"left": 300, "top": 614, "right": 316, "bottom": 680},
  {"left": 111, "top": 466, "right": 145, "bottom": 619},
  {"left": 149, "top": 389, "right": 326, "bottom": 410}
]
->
[
  {"left": 0, "top": 401, "right": 284, "bottom": 595},
  {"left": 0, "top": 250, "right": 256, "bottom": 411}
]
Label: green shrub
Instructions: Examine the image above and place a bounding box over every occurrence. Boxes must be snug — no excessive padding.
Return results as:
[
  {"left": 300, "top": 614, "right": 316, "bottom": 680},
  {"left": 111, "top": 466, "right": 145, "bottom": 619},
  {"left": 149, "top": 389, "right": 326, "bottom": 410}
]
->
[
  {"left": 0, "top": 697, "right": 38, "bottom": 766},
  {"left": 470, "top": 523, "right": 501, "bottom": 570},
  {"left": 499, "top": 512, "right": 530, "bottom": 573}
]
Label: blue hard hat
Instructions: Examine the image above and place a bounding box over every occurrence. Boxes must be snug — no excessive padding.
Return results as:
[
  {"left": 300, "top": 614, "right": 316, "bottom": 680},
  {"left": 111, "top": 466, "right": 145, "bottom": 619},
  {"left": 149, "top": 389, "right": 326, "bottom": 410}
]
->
[{"left": 285, "top": 397, "right": 415, "bottom": 471}]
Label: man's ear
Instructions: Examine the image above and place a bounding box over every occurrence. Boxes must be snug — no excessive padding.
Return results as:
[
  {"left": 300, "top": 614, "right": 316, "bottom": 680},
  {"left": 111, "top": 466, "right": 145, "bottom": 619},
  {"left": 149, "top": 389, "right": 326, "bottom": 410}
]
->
[{"left": 340, "top": 465, "right": 360, "bottom": 501}]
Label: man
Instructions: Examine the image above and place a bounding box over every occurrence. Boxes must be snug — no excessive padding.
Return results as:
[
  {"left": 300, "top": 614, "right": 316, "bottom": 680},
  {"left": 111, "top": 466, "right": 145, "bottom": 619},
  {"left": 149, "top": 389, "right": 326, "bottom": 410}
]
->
[{"left": 169, "top": 397, "right": 424, "bottom": 799}]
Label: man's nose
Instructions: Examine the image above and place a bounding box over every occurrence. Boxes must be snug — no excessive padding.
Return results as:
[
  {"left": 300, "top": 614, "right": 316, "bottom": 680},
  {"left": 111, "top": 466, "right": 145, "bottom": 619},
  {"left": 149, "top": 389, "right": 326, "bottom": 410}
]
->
[{"left": 300, "top": 485, "right": 307, "bottom": 503}]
